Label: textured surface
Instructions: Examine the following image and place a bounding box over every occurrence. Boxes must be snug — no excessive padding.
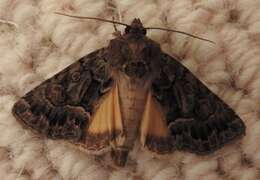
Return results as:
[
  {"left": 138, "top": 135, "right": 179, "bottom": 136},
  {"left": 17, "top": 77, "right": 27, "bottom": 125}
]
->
[{"left": 0, "top": 0, "right": 260, "bottom": 179}]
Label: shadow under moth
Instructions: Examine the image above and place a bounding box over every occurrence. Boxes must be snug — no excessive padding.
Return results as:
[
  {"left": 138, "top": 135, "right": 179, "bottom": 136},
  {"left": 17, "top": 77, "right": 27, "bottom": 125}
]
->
[{"left": 12, "top": 13, "right": 246, "bottom": 167}]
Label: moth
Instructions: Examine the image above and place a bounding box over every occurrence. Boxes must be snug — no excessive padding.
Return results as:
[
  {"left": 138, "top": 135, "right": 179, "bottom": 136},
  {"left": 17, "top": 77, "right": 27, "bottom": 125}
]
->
[{"left": 12, "top": 12, "right": 246, "bottom": 167}]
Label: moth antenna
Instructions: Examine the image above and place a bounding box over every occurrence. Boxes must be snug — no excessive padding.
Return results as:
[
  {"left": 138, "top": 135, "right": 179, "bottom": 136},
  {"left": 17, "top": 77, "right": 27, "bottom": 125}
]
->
[
  {"left": 55, "top": 12, "right": 129, "bottom": 27},
  {"left": 146, "top": 27, "right": 215, "bottom": 44}
]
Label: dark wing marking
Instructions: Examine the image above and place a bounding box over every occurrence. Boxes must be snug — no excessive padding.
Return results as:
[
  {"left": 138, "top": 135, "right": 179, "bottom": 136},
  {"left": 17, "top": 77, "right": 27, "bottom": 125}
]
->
[
  {"left": 150, "top": 53, "right": 246, "bottom": 154},
  {"left": 12, "top": 49, "right": 114, "bottom": 149}
]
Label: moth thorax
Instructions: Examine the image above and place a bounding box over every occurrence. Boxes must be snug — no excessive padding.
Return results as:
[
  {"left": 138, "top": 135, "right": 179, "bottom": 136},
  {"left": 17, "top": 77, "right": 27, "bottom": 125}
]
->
[{"left": 123, "top": 61, "right": 148, "bottom": 78}]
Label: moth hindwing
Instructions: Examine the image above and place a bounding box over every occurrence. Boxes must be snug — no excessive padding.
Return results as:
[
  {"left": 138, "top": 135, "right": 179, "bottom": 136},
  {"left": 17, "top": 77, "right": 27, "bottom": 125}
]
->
[{"left": 12, "top": 18, "right": 246, "bottom": 167}]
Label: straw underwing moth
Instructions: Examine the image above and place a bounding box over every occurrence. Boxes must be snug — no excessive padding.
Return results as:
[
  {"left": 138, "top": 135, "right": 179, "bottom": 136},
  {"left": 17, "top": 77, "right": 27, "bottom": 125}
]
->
[{"left": 12, "top": 15, "right": 246, "bottom": 167}]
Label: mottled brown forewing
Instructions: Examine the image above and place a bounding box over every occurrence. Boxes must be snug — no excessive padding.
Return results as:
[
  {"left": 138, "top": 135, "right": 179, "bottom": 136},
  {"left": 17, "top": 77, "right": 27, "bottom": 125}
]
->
[
  {"left": 148, "top": 53, "right": 246, "bottom": 154},
  {"left": 12, "top": 49, "right": 115, "bottom": 150}
]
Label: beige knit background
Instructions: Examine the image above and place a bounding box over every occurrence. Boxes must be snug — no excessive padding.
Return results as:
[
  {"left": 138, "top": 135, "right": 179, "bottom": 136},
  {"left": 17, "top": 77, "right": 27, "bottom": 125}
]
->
[{"left": 0, "top": 0, "right": 260, "bottom": 179}]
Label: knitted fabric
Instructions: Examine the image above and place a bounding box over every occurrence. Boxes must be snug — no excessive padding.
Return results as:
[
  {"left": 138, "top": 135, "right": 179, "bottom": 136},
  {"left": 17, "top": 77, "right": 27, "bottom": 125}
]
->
[{"left": 0, "top": 0, "right": 259, "bottom": 179}]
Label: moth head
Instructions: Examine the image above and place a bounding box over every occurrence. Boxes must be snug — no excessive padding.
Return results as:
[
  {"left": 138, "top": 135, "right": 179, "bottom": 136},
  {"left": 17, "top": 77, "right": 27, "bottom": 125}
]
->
[{"left": 124, "top": 18, "right": 147, "bottom": 37}]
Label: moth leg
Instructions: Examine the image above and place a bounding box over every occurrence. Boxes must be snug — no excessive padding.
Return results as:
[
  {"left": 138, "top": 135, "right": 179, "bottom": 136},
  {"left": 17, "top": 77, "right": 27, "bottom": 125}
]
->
[
  {"left": 112, "top": 17, "right": 122, "bottom": 37},
  {"left": 112, "top": 16, "right": 118, "bottom": 32}
]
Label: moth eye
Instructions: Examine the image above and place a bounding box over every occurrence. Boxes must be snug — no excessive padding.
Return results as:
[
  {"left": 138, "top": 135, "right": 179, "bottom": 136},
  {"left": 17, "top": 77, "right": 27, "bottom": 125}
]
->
[
  {"left": 71, "top": 71, "right": 81, "bottom": 82},
  {"left": 125, "top": 26, "right": 131, "bottom": 34}
]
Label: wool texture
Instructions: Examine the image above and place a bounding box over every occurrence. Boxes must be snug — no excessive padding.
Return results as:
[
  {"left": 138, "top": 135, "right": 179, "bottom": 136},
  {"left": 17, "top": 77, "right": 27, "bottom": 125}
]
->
[{"left": 0, "top": 0, "right": 260, "bottom": 179}]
